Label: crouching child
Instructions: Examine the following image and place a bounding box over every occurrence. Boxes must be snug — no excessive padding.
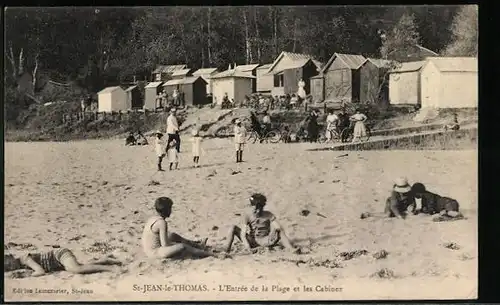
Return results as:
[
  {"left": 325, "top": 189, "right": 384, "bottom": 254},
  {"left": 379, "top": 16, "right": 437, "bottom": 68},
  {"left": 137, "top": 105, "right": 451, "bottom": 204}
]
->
[
  {"left": 385, "top": 177, "right": 417, "bottom": 219},
  {"left": 225, "top": 193, "right": 300, "bottom": 254}
]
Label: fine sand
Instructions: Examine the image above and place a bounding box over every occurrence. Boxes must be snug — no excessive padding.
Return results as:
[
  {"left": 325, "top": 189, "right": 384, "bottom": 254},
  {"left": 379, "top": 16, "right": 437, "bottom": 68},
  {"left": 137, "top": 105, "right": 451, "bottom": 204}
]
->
[{"left": 4, "top": 138, "right": 477, "bottom": 301}]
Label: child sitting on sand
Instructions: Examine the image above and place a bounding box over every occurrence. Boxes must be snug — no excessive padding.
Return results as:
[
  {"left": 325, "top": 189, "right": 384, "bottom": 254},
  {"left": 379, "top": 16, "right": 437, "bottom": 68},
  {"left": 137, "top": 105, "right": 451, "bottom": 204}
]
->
[
  {"left": 411, "top": 182, "right": 463, "bottom": 220},
  {"left": 225, "top": 193, "right": 300, "bottom": 254},
  {"left": 142, "top": 197, "right": 227, "bottom": 259},
  {"left": 154, "top": 131, "right": 166, "bottom": 171},
  {"left": 126, "top": 132, "right": 137, "bottom": 146},
  {"left": 167, "top": 139, "right": 179, "bottom": 170},
  {"left": 4, "top": 248, "right": 122, "bottom": 277}
]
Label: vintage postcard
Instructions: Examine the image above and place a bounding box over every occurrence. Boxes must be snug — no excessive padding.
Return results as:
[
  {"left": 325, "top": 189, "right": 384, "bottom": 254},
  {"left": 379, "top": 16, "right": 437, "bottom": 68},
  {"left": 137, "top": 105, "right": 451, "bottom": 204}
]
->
[{"left": 4, "top": 5, "right": 477, "bottom": 302}]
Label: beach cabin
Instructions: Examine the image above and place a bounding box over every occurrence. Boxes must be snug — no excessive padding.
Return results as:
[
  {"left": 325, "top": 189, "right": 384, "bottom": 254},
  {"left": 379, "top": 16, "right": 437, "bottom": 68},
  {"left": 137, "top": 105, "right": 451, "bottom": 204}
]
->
[
  {"left": 319, "top": 53, "right": 367, "bottom": 104},
  {"left": 144, "top": 82, "right": 164, "bottom": 110},
  {"left": 151, "top": 64, "right": 187, "bottom": 82},
  {"left": 125, "top": 85, "right": 143, "bottom": 109},
  {"left": 420, "top": 57, "right": 478, "bottom": 109},
  {"left": 358, "top": 58, "right": 393, "bottom": 106},
  {"left": 388, "top": 44, "right": 439, "bottom": 63},
  {"left": 234, "top": 64, "right": 260, "bottom": 93},
  {"left": 388, "top": 61, "right": 425, "bottom": 106},
  {"left": 256, "top": 63, "right": 273, "bottom": 93},
  {"left": 211, "top": 69, "right": 256, "bottom": 105},
  {"left": 310, "top": 75, "right": 324, "bottom": 103},
  {"left": 193, "top": 68, "right": 218, "bottom": 95},
  {"left": 266, "top": 51, "right": 322, "bottom": 97},
  {"left": 98, "top": 86, "right": 128, "bottom": 112},
  {"left": 171, "top": 68, "right": 193, "bottom": 80},
  {"left": 163, "top": 76, "right": 208, "bottom": 106}
]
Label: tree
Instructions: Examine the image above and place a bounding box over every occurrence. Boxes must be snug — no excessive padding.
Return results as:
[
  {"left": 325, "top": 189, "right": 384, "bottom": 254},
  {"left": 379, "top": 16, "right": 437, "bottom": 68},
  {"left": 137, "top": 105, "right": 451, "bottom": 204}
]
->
[
  {"left": 443, "top": 5, "right": 478, "bottom": 56},
  {"left": 380, "top": 13, "right": 421, "bottom": 61}
]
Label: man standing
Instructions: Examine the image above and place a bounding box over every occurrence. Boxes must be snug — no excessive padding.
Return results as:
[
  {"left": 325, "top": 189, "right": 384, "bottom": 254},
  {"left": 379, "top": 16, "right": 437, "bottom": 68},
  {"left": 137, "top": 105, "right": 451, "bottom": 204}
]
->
[{"left": 166, "top": 108, "right": 181, "bottom": 153}]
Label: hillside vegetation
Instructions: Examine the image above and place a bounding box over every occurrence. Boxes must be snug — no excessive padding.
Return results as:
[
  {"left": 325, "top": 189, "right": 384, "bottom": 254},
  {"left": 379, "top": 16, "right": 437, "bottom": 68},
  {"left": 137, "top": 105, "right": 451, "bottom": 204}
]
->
[{"left": 4, "top": 6, "right": 478, "bottom": 141}]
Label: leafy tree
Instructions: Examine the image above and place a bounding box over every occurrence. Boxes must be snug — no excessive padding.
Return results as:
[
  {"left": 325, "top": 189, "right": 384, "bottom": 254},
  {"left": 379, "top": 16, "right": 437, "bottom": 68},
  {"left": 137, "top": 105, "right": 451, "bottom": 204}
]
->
[
  {"left": 380, "top": 13, "right": 421, "bottom": 61},
  {"left": 443, "top": 5, "right": 478, "bottom": 56}
]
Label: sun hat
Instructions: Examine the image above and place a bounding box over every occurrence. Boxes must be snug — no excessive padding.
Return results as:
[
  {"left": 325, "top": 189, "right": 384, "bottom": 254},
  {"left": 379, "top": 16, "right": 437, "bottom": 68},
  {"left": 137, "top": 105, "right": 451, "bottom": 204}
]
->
[
  {"left": 235, "top": 118, "right": 241, "bottom": 124},
  {"left": 394, "top": 177, "right": 411, "bottom": 193},
  {"left": 170, "top": 107, "right": 177, "bottom": 113},
  {"left": 155, "top": 130, "right": 163, "bottom": 135}
]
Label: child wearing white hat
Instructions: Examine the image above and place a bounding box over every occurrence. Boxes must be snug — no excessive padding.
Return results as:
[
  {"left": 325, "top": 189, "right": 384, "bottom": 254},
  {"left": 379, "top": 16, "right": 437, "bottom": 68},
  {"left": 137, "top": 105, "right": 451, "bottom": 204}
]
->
[{"left": 384, "top": 177, "right": 417, "bottom": 219}]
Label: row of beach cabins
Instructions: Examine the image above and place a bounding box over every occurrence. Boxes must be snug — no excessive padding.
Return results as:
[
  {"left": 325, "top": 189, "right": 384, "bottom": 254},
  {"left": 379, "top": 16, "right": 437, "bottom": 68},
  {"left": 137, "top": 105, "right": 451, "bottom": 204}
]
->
[{"left": 97, "top": 45, "right": 478, "bottom": 113}]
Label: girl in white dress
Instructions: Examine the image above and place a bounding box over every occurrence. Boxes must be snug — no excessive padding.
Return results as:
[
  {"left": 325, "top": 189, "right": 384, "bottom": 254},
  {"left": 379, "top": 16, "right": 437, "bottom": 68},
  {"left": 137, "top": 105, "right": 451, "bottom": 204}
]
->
[
  {"left": 350, "top": 109, "right": 368, "bottom": 143},
  {"left": 191, "top": 124, "right": 202, "bottom": 168},
  {"left": 167, "top": 139, "right": 179, "bottom": 170}
]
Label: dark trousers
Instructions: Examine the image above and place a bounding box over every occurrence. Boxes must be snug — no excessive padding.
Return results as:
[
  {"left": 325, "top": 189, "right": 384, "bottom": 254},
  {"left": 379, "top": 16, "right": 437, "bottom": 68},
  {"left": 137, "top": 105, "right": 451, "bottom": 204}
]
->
[
  {"left": 157, "top": 155, "right": 164, "bottom": 170},
  {"left": 167, "top": 133, "right": 181, "bottom": 153}
]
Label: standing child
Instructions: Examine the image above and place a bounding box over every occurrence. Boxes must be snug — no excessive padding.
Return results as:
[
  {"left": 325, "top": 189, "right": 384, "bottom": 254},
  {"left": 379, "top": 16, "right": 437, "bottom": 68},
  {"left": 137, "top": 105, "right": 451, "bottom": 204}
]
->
[
  {"left": 154, "top": 131, "right": 166, "bottom": 171},
  {"left": 234, "top": 119, "right": 246, "bottom": 163},
  {"left": 167, "top": 139, "right": 179, "bottom": 170},
  {"left": 4, "top": 248, "right": 122, "bottom": 277},
  {"left": 191, "top": 123, "right": 202, "bottom": 168},
  {"left": 225, "top": 193, "right": 300, "bottom": 254}
]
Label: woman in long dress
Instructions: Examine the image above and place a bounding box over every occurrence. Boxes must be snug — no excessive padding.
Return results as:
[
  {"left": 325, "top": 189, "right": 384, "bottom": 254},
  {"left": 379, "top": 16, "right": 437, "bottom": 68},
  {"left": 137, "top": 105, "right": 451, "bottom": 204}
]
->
[
  {"left": 307, "top": 110, "right": 319, "bottom": 142},
  {"left": 297, "top": 79, "right": 306, "bottom": 100},
  {"left": 350, "top": 109, "right": 368, "bottom": 143}
]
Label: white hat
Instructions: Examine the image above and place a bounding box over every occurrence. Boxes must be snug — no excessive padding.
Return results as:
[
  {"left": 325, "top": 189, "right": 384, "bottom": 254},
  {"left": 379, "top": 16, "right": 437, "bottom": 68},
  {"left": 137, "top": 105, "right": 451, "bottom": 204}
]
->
[
  {"left": 235, "top": 119, "right": 241, "bottom": 124},
  {"left": 393, "top": 177, "right": 411, "bottom": 193}
]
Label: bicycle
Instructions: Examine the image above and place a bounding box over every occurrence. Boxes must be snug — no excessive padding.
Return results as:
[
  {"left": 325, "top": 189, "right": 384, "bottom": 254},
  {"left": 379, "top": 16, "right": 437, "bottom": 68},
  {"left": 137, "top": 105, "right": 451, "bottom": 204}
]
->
[
  {"left": 245, "top": 127, "right": 281, "bottom": 144},
  {"left": 317, "top": 127, "right": 343, "bottom": 144},
  {"left": 340, "top": 124, "right": 371, "bottom": 143}
]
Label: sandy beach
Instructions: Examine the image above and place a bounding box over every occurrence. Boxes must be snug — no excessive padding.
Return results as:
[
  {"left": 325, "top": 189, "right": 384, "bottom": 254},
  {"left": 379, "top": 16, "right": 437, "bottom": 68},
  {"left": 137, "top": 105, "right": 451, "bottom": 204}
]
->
[{"left": 4, "top": 138, "right": 477, "bottom": 301}]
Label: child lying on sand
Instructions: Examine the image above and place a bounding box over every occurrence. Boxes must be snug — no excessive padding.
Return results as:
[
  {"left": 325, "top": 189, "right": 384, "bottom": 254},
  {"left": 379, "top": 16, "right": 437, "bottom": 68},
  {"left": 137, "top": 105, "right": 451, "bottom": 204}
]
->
[
  {"left": 4, "top": 248, "right": 122, "bottom": 276},
  {"left": 142, "top": 197, "right": 228, "bottom": 259},
  {"left": 225, "top": 193, "right": 300, "bottom": 254},
  {"left": 411, "top": 182, "right": 464, "bottom": 221}
]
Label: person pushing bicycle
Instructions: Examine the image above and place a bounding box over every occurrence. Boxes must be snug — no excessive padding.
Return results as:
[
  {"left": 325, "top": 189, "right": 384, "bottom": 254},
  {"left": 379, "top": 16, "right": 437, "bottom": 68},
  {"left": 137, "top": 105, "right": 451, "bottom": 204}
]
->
[{"left": 325, "top": 109, "right": 339, "bottom": 141}]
